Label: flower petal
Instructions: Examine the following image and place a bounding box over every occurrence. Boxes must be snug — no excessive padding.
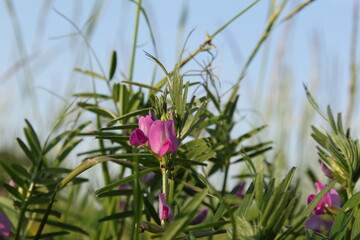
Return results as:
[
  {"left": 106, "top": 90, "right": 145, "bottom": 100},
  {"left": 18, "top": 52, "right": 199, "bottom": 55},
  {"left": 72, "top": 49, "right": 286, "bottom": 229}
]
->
[
  {"left": 130, "top": 129, "right": 147, "bottom": 146},
  {"left": 190, "top": 208, "right": 208, "bottom": 225},
  {"left": 164, "top": 120, "right": 178, "bottom": 152},
  {"left": 305, "top": 215, "right": 333, "bottom": 233},
  {"left": 159, "top": 138, "right": 171, "bottom": 157},
  {"left": 305, "top": 215, "right": 323, "bottom": 232},
  {"left": 149, "top": 120, "right": 166, "bottom": 155},
  {"left": 138, "top": 115, "right": 154, "bottom": 137},
  {"left": 320, "top": 162, "right": 334, "bottom": 179},
  {"left": 329, "top": 188, "right": 341, "bottom": 207},
  {"left": 232, "top": 181, "right": 246, "bottom": 199},
  {"left": 158, "top": 193, "right": 172, "bottom": 221},
  {"left": 315, "top": 181, "right": 331, "bottom": 208}
]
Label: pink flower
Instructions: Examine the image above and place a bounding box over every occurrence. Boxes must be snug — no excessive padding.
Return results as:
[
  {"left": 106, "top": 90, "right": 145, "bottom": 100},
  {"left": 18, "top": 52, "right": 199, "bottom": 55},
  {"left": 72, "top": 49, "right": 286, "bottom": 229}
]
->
[
  {"left": 158, "top": 193, "right": 172, "bottom": 221},
  {"left": 138, "top": 115, "right": 155, "bottom": 136},
  {"left": 0, "top": 212, "right": 10, "bottom": 238},
  {"left": 130, "top": 113, "right": 178, "bottom": 157},
  {"left": 149, "top": 120, "right": 178, "bottom": 157},
  {"left": 232, "top": 181, "right": 246, "bottom": 199},
  {"left": 130, "top": 114, "right": 155, "bottom": 146},
  {"left": 305, "top": 215, "right": 333, "bottom": 233},
  {"left": 320, "top": 162, "right": 334, "bottom": 179},
  {"left": 307, "top": 181, "right": 341, "bottom": 215},
  {"left": 190, "top": 208, "right": 208, "bottom": 225}
]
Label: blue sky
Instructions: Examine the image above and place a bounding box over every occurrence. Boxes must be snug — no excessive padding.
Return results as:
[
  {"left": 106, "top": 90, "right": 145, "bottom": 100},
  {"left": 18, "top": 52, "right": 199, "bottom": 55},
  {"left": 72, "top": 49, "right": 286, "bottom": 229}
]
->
[{"left": 0, "top": 0, "right": 358, "bottom": 179}]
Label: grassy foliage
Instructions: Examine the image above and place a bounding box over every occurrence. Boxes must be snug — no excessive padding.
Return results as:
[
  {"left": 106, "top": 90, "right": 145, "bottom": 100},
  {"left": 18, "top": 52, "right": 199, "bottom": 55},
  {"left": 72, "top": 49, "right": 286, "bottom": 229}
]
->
[{"left": 0, "top": 1, "right": 359, "bottom": 240}]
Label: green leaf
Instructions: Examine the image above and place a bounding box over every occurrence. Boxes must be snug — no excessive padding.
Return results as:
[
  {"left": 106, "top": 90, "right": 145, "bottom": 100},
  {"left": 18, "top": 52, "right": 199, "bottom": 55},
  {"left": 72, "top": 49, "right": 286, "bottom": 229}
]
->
[
  {"left": 95, "top": 167, "right": 160, "bottom": 196},
  {"left": 97, "top": 189, "right": 133, "bottom": 198},
  {"left": 162, "top": 188, "right": 208, "bottom": 239},
  {"left": 141, "top": 221, "right": 164, "bottom": 234},
  {"left": 73, "top": 93, "right": 111, "bottom": 99},
  {"left": 327, "top": 106, "right": 338, "bottom": 134},
  {"left": 194, "top": 152, "right": 216, "bottom": 163},
  {"left": 203, "top": 84, "right": 220, "bottom": 111},
  {"left": 11, "top": 163, "right": 31, "bottom": 179},
  {"left": 26, "top": 208, "right": 61, "bottom": 218},
  {"left": 34, "top": 219, "right": 88, "bottom": 235},
  {"left": 184, "top": 221, "right": 228, "bottom": 233},
  {"left": 351, "top": 205, "right": 360, "bottom": 240},
  {"left": 26, "top": 231, "right": 70, "bottom": 239},
  {"left": 17, "top": 138, "right": 35, "bottom": 164},
  {"left": 77, "top": 103, "right": 117, "bottom": 119},
  {"left": 56, "top": 139, "right": 83, "bottom": 165},
  {"left": 74, "top": 68, "right": 106, "bottom": 80},
  {"left": 238, "top": 182, "right": 255, "bottom": 217},
  {"left": 277, "top": 167, "right": 296, "bottom": 195},
  {"left": 24, "top": 119, "right": 42, "bottom": 155},
  {"left": 100, "top": 124, "right": 138, "bottom": 131},
  {"left": 122, "top": 80, "right": 163, "bottom": 92},
  {"left": 180, "top": 101, "right": 208, "bottom": 140},
  {"left": 57, "top": 156, "right": 115, "bottom": 190},
  {"left": 330, "top": 191, "right": 360, "bottom": 239},
  {"left": 98, "top": 211, "right": 134, "bottom": 222},
  {"left": 259, "top": 168, "right": 296, "bottom": 230},
  {"left": 108, "top": 107, "right": 152, "bottom": 127},
  {"left": 0, "top": 158, "right": 26, "bottom": 188},
  {"left": 3, "top": 184, "right": 24, "bottom": 201},
  {"left": 235, "top": 125, "right": 268, "bottom": 144},
  {"left": 109, "top": 51, "right": 117, "bottom": 80},
  {"left": 300, "top": 180, "right": 336, "bottom": 218},
  {"left": 304, "top": 84, "right": 327, "bottom": 120},
  {"left": 143, "top": 195, "right": 161, "bottom": 225},
  {"left": 255, "top": 165, "right": 264, "bottom": 210}
]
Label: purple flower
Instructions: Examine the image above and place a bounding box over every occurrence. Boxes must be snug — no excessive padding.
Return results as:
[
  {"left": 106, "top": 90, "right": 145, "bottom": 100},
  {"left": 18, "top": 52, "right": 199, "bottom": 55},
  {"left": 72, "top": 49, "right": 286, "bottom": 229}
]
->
[
  {"left": 143, "top": 172, "right": 155, "bottom": 186},
  {"left": 305, "top": 215, "right": 333, "bottom": 233},
  {"left": 158, "top": 193, "right": 172, "bottom": 221},
  {"left": 130, "top": 114, "right": 178, "bottom": 157},
  {"left": 149, "top": 120, "right": 178, "bottom": 157},
  {"left": 307, "top": 181, "right": 341, "bottom": 215},
  {"left": 320, "top": 162, "right": 334, "bottom": 179},
  {"left": 0, "top": 212, "right": 10, "bottom": 238},
  {"left": 232, "top": 181, "right": 246, "bottom": 199},
  {"left": 190, "top": 208, "right": 208, "bottom": 225},
  {"left": 119, "top": 182, "right": 132, "bottom": 211}
]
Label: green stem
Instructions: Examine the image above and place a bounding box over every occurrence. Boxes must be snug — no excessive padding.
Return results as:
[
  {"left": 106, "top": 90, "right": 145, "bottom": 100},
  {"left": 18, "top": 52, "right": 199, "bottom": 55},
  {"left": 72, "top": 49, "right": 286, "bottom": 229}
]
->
[
  {"left": 128, "top": 0, "right": 142, "bottom": 84},
  {"left": 162, "top": 167, "right": 169, "bottom": 201},
  {"left": 16, "top": 159, "right": 44, "bottom": 240},
  {"left": 221, "top": 163, "right": 230, "bottom": 196}
]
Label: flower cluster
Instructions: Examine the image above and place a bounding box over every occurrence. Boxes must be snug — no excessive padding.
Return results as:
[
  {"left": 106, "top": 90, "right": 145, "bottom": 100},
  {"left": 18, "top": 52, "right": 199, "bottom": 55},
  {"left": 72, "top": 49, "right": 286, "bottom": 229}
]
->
[
  {"left": 0, "top": 212, "right": 10, "bottom": 239},
  {"left": 232, "top": 181, "right": 246, "bottom": 199},
  {"left": 306, "top": 181, "right": 341, "bottom": 232},
  {"left": 130, "top": 113, "right": 178, "bottom": 157}
]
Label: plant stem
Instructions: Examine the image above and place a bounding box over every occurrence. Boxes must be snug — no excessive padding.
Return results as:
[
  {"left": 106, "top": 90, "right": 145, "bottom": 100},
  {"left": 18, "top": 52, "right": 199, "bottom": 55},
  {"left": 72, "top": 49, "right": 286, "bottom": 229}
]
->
[
  {"left": 162, "top": 166, "right": 169, "bottom": 201},
  {"left": 128, "top": 0, "right": 142, "bottom": 84},
  {"left": 221, "top": 163, "right": 230, "bottom": 196}
]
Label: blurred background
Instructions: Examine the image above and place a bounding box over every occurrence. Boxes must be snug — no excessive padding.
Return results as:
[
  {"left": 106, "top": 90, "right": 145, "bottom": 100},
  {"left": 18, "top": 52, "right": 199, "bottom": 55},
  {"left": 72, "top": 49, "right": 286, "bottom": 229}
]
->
[{"left": 0, "top": 0, "right": 359, "bottom": 190}]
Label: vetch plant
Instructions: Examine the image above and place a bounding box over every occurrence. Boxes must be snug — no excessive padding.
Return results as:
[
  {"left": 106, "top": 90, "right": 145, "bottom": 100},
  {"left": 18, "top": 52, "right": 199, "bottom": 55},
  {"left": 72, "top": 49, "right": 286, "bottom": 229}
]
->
[{"left": 1, "top": 1, "right": 359, "bottom": 239}]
